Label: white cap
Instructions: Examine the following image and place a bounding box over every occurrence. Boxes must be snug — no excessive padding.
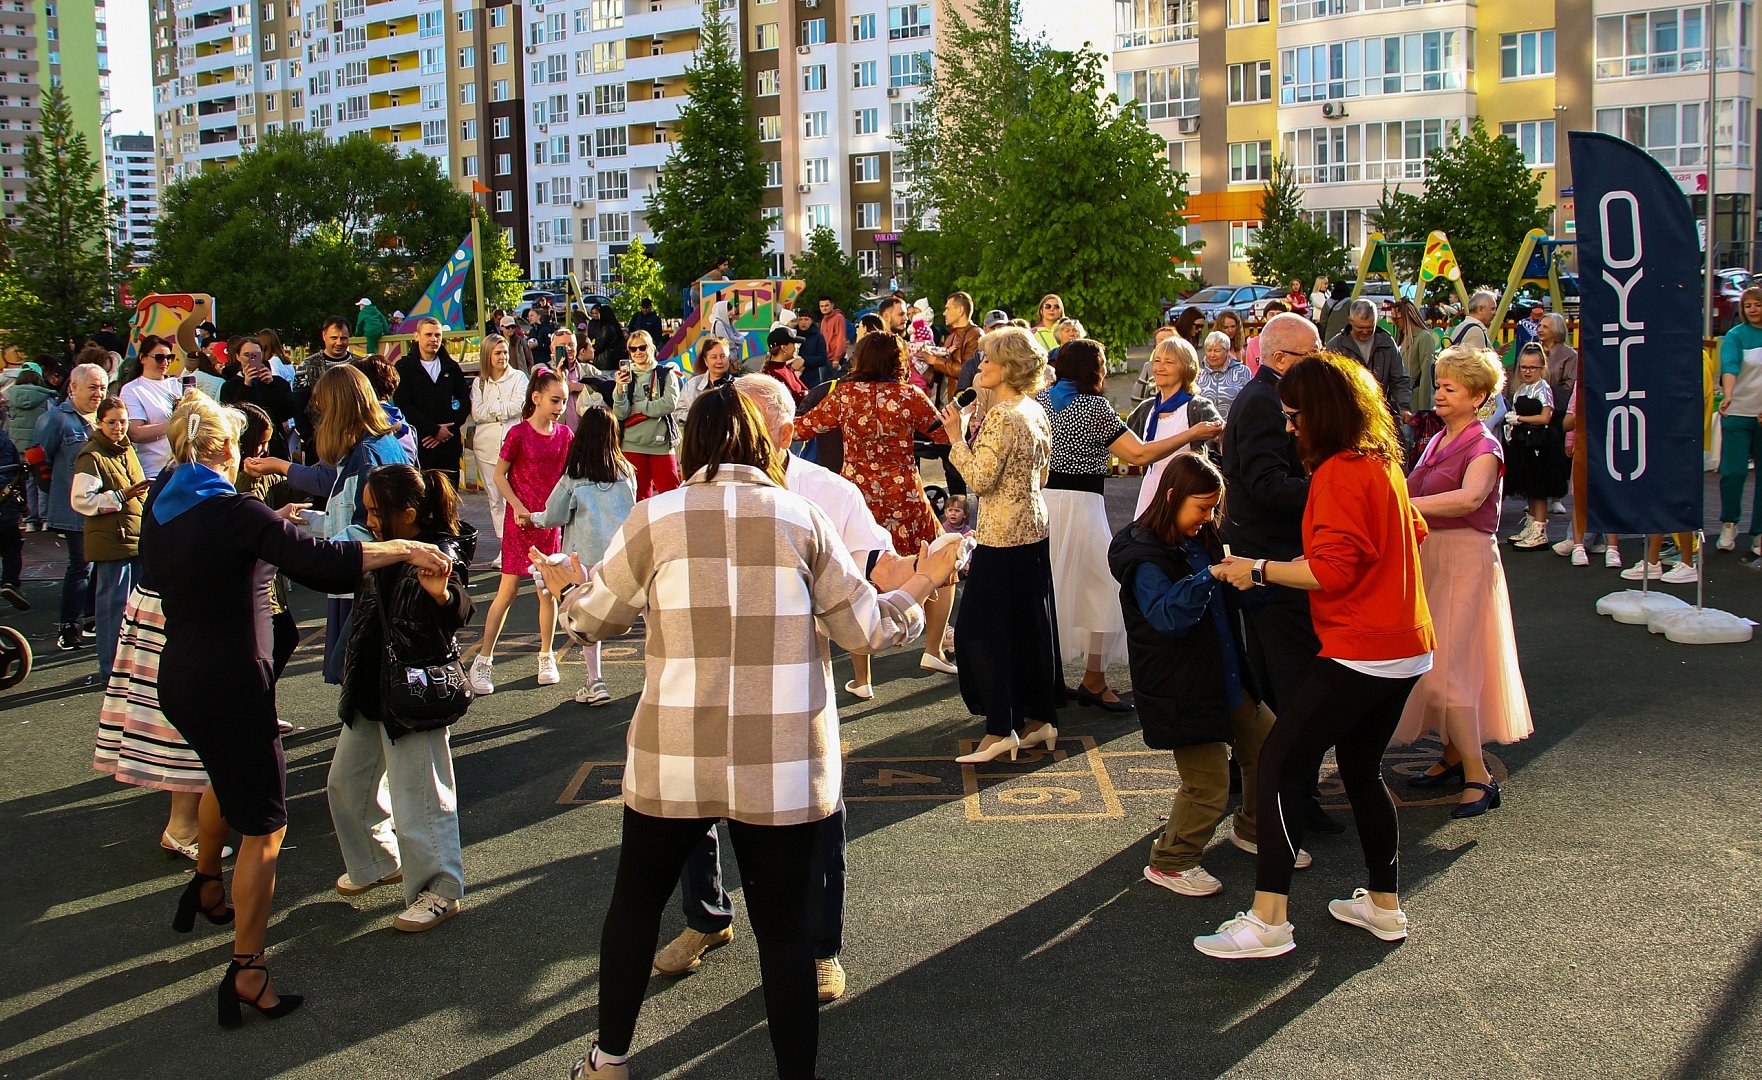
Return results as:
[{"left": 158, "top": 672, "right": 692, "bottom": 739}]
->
[{"left": 356, "top": 297, "right": 371, "bottom": 307}]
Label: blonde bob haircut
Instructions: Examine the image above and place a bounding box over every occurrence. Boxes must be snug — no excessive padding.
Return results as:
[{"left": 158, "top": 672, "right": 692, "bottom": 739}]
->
[
  {"left": 1151, "top": 335, "right": 1201, "bottom": 393},
  {"left": 984, "top": 326, "right": 1049, "bottom": 393},
  {"left": 167, "top": 389, "right": 247, "bottom": 466},
  {"left": 1432, "top": 345, "right": 1506, "bottom": 404},
  {"left": 312, "top": 363, "right": 395, "bottom": 465}
]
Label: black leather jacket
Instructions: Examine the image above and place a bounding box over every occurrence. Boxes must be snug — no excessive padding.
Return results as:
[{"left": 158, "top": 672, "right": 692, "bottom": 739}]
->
[{"left": 338, "top": 529, "right": 476, "bottom": 735}]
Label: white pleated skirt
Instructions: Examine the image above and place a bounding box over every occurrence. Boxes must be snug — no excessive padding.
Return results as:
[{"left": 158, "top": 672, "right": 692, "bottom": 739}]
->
[{"left": 1042, "top": 486, "right": 1129, "bottom": 670}]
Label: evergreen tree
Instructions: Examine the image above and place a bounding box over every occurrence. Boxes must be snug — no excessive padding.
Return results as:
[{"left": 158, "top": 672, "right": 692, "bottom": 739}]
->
[
  {"left": 0, "top": 85, "right": 127, "bottom": 357},
  {"left": 643, "top": 1, "right": 769, "bottom": 305},
  {"left": 614, "top": 235, "right": 668, "bottom": 319},
  {"left": 1246, "top": 156, "right": 1348, "bottom": 290},
  {"left": 790, "top": 226, "right": 865, "bottom": 320}
]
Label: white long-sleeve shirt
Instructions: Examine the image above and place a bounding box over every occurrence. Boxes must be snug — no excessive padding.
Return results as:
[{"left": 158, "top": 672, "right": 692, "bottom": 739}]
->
[
  {"left": 471, "top": 367, "right": 529, "bottom": 428},
  {"left": 70, "top": 472, "right": 124, "bottom": 516}
]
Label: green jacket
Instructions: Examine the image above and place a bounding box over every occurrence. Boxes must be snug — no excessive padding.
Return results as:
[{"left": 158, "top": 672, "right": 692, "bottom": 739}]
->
[
  {"left": 356, "top": 303, "right": 391, "bottom": 350},
  {"left": 73, "top": 430, "right": 145, "bottom": 562},
  {"left": 612, "top": 365, "right": 680, "bottom": 452}
]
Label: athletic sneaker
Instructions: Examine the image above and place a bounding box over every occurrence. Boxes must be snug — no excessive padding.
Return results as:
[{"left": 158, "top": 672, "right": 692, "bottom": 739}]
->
[
  {"left": 536, "top": 652, "right": 561, "bottom": 686},
  {"left": 1328, "top": 889, "right": 1410, "bottom": 942},
  {"left": 1143, "top": 864, "right": 1223, "bottom": 897},
  {"left": 1620, "top": 560, "right": 1664, "bottom": 581},
  {"left": 575, "top": 679, "right": 611, "bottom": 706},
  {"left": 1717, "top": 523, "right": 1738, "bottom": 551},
  {"left": 1551, "top": 537, "right": 1578, "bottom": 557},
  {"left": 469, "top": 655, "right": 495, "bottom": 695},
  {"left": 1548, "top": 499, "right": 1567, "bottom": 515},
  {"left": 392, "top": 891, "right": 460, "bottom": 932},
  {"left": 1660, "top": 561, "right": 1699, "bottom": 585},
  {"left": 336, "top": 869, "right": 404, "bottom": 897},
  {"left": 1571, "top": 545, "right": 1589, "bottom": 567},
  {"left": 1193, "top": 911, "right": 1296, "bottom": 959},
  {"left": 1604, "top": 545, "right": 1623, "bottom": 568},
  {"left": 0, "top": 583, "right": 27, "bottom": 611},
  {"left": 1229, "top": 830, "right": 1313, "bottom": 869}
]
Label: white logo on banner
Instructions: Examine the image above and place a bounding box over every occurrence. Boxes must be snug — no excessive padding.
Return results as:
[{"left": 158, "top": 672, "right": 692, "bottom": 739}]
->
[{"left": 1599, "top": 191, "right": 1648, "bottom": 481}]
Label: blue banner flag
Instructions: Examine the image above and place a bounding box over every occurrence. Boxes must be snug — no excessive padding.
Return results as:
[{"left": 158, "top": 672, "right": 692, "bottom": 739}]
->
[{"left": 1567, "top": 131, "right": 1705, "bottom": 535}]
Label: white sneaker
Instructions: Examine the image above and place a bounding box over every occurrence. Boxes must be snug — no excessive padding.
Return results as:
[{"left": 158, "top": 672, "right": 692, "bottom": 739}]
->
[
  {"left": 1660, "top": 561, "right": 1699, "bottom": 584},
  {"left": 1327, "top": 888, "right": 1409, "bottom": 942},
  {"left": 1228, "top": 829, "right": 1313, "bottom": 869},
  {"left": 575, "top": 679, "right": 611, "bottom": 705},
  {"left": 1571, "top": 545, "right": 1590, "bottom": 566},
  {"left": 1548, "top": 499, "right": 1567, "bottom": 515},
  {"left": 1194, "top": 911, "right": 1296, "bottom": 959},
  {"left": 1604, "top": 545, "right": 1623, "bottom": 568},
  {"left": 1143, "top": 864, "right": 1223, "bottom": 897},
  {"left": 1717, "top": 523, "right": 1738, "bottom": 551},
  {"left": 1620, "top": 559, "right": 1664, "bottom": 581},
  {"left": 1505, "top": 515, "right": 1534, "bottom": 544},
  {"left": 469, "top": 655, "right": 495, "bottom": 695},
  {"left": 392, "top": 891, "right": 461, "bottom": 932},
  {"left": 1753, "top": 536, "right": 1762, "bottom": 558},
  {"left": 1551, "top": 537, "right": 1578, "bottom": 557},
  {"left": 336, "top": 868, "right": 403, "bottom": 897},
  {"left": 536, "top": 652, "right": 560, "bottom": 686}
]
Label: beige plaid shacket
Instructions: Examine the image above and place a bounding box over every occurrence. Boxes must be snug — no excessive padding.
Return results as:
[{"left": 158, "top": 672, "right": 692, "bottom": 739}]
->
[{"left": 558, "top": 463, "right": 926, "bottom": 825}]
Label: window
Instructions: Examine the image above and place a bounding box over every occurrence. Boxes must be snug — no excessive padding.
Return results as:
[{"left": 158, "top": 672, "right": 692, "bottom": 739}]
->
[
  {"left": 459, "top": 82, "right": 476, "bottom": 105},
  {"left": 494, "top": 116, "right": 511, "bottom": 139},
  {"left": 762, "top": 207, "right": 784, "bottom": 231},
  {"left": 759, "top": 115, "right": 783, "bottom": 142},
  {"left": 889, "top": 52, "right": 931, "bottom": 87},
  {"left": 856, "top": 202, "right": 882, "bottom": 228},
  {"left": 493, "top": 80, "right": 511, "bottom": 102},
  {"left": 1305, "top": 208, "right": 1366, "bottom": 252},
  {"left": 593, "top": 41, "right": 624, "bottom": 73},
  {"left": 598, "top": 212, "right": 631, "bottom": 244},
  {"left": 853, "top": 154, "right": 882, "bottom": 183},
  {"left": 1500, "top": 120, "right": 1556, "bottom": 167},
  {"left": 489, "top": 6, "right": 507, "bottom": 28},
  {"left": 806, "top": 204, "right": 834, "bottom": 230},
  {"left": 854, "top": 108, "right": 879, "bottom": 135},
  {"left": 595, "top": 126, "right": 627, "bottom": 158},
  {"left": 1281, "top": 117, "right": 1461, "bottom": 184},
  {"left": 764, "top": 160, "right": 783, "bottom": 188},
  {"left": 491, "top": 42, "right": 508, "bottom": 66},
  {"left": 340, "top": 61, "right": 367, "bottom": 88},
  {"left": 1229, "top": 140, "right": 1273, "bottom": 182},
  {"left": 1230, "top": 221, "right": 1262, "bottom": 262},
  {"left": 1229, "top": 0, "right": 1270, "bottom": 26},
  {"left": 1117, "top": 65, "right": 1200, "bottom": 120},
  {"left": 757, "top": 69, "right": 781, "bottom": 96},
  {"left": 1228, "top": 61, "right": 1272, "bottom": 105},
  {"left": 890, "top": 100, "right": 921, "bottom": 136},
  {"left": 418, "top": 10, "right": 442, "bottom": 38},
  {"left": 339, "top": 26, "right": 366, "bottom": 53},
  {"left": 803, "top": 65, "right": 826, "bottom": 92},
  {"left": 1277, "top": 0, "right": 1469, "bottom": 24},
  {"left": 495, "top": 153, "right": 512, "bottom": 176},
  {"left": 803, "top": 110, "right": 829, "bottom": 138},
  {"left": 1280, "top": 31, "right": 1470, "bottom": 104},
  {"left": 533, "top": 141, "right": 549, "bottom": 166},
  {"left": 800, "top": 19, "right": 826, "bottom": 45},
  {"left": 456, "top": 10, "right": 475, "bottom": 32},
  {"left": 804, "top": 157, "right": 831, "bottom": 185},
  {"left": 852, "top": 14, "right": 877, "bottom": 41},
  {"left": 857, "top": 249, "right": 879, "bottom": 276},
  {"left": 753, "top": 22, "right": 779, "bottom": 51},
  {"left": 853, "top": 61, "right": 877, "bottom": 89},
  {"left": 462, "top": 154, "right": 478, "bottom": 177},
  {"left": 889, "top": 4, "right": 931, "bottom": 40},
  {"left": 421, "top": 82, "right": 443, "bottom": 111},
  {"left": 1594, "top": 4, "right": 1753, "bottom": 79},
  {"left": 342, "top": 95, "right": 368, "bottom": 123},
  {"left": 1115, "top": 0, "right": 1198, "bottom": 49},
  {"left": 590, "top": 0, "right": 623, "bottom": 31},
  {"left": 1596, "top": 99, "right": 1752, "bottom": 165},
  {"left": 1501, "top": 30, "right": 1556, "bottom": 80},
  {"left": 458, "top": 46, "right": 475, "bottom": 69},
  {"left": 599, "top": 169, "right": 629, "bottom": 200},
  {"left": 594, "top": 84, "right": 626, "bottom": 114},
  {"left": 551, "top": 134, "right": 571, "bottom": 163}
]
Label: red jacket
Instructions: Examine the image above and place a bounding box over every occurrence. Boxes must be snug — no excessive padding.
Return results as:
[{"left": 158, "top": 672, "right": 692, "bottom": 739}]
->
[
  {"left": 762, "top": 358, "right": 809, "bottom": 406},
  {"left": 1302, "top": 451, "right": 1435, "bottom": 661}
]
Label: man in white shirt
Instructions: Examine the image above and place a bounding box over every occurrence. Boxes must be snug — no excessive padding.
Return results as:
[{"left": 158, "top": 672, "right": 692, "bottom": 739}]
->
[{"left": 1450, "top": 289, "right": 1498, "bottom": 352}]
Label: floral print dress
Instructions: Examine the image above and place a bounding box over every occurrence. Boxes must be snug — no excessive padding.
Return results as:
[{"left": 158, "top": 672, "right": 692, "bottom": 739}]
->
[{"left": 793, "top": 379, "right": 949, "bottom": 553}]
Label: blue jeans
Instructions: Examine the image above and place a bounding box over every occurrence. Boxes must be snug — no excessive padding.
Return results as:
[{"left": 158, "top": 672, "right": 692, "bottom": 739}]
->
[
  {"left": 325, "top": 717, "right": 464, "bottom": 904},
  {"left": 92, "top": 558, "right": 135, "bottom": 680},
  {"left": 1719, "top": 415, "right": 1762, "bottom": 532},
  {"left": 679, "top": 805, "right": 846, "bottom": 959},
  {"left": 57, "top": 530, "right": 91, "bottom": 627}
]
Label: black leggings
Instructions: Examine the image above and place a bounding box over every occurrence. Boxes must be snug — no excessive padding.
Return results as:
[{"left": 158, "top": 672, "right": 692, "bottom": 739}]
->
[
  {"left": 598, "top": 806, "right": 821, "bottom": 1078},
  {"left": 1255, "top": 659, "right": 1421, "bottom": 897}
]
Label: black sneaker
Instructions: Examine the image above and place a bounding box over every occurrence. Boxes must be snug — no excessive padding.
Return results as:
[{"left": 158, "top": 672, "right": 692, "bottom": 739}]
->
[
  {"left": 0, "top": 584, "right": 27, "bottom": 611},
  {"left": 56, "top": 624, "right": 85, "bottom": 651},
  {"left": 81, "top": 616, "right": 96, "bottom": 636}
]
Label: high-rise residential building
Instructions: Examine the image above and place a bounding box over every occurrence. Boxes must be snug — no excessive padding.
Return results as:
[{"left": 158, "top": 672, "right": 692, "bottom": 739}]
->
[
  {"left": 1112, "top": 0, "right": 1760, "bottom": 285},
  {"left": 0, "top": 0, "right": 113, "bottom": 221},
  {"left": 107, "top": 133, "right": 159, "bottom": 263}
]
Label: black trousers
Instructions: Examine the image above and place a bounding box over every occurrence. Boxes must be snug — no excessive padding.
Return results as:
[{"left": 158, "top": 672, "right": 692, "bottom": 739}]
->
[
  {"left": 678, "top": 805, "right": 847, "bottom": 960},
  {"left": 599, "top": 806, "right": 821, "bottom": 1078},
  {"left": 1238, "top": 584, "right": 1319, "bottom": 716},
  {"left": 1254, "top": 658, "right": 1420, "bottom": 897}
]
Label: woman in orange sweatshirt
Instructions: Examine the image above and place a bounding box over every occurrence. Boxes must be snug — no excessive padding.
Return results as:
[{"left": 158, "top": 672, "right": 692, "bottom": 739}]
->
[{"left": 1200, "top": 352, "right": 1435, "bottom": 961}]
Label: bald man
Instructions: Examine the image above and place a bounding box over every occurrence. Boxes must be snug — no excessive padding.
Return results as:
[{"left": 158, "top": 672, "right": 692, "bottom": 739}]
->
[{"left": 1219, "top": 313, "right": 1341, "bottom": 834}]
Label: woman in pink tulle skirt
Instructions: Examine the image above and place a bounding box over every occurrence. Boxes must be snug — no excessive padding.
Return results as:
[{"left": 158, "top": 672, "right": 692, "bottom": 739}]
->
[{"left": 1394, "top": 347, "right": 1534, "bottom": 818}]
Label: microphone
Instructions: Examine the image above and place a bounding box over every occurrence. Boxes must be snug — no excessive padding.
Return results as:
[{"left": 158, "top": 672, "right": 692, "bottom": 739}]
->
[{"left": 926, "top": 387, "right": 978, "bottom": 433}]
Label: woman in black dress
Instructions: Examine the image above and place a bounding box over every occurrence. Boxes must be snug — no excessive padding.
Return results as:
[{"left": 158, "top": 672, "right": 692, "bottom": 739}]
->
[{"left": 146, "top": 390, "right": 452, "bottom": 1028}]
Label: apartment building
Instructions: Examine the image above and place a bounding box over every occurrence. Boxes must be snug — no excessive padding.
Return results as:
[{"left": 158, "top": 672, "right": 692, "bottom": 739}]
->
[
  {"left": 0, "top": 0, "right": 112, "bottom": 222},
  {"left": 107, "top": 132, "right": 159, "bottom": 263},
  {"left": 1112, "top": 0, "right": 1760, "bottom": 285}
]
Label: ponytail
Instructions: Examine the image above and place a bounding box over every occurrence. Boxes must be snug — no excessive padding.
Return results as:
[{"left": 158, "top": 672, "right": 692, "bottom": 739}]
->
[
  {"left": 364, "top": 464, "right": 459, "bottom": 538},
  {"left": 419, "top": 468, "right": 460, "bottom": 536}
]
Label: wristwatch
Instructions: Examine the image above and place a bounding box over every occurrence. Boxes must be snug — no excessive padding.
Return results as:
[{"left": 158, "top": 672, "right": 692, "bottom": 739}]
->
[{"left": 1251, "top": 559, "right": 1268, "bottom": 587}]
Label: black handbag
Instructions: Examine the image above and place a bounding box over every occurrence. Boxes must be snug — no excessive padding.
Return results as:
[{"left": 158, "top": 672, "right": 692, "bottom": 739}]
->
[{"left": 371, "top": 574, "right": 472, "bottom": 732}]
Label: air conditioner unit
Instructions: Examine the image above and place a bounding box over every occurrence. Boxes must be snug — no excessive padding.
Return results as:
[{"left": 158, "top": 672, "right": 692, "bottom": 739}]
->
[
  {"left": 525, "top": 44, "right": 538, "bottom": 55},
  {"left": 1176, "top": 115, "right": 1200, "bottom": 135},
  {"left": 533, "top": 1, "right": 544, "bottom": 10},
  {"left": 537, "top": 122, "right": 548, "bottom": 132},
  {"left": 1321, "top": 101, "right": 1347, "bottom": 119},
  {"left": 797, "top": 183, "right": 812, "bottom": 193},
  {"left": 573, "top": 199, "right": 586, "bottom": 208},
  {"left": 886, "top": 86, "right": 900, "bottom": 98},
  {"left": 796, "top": 45, "right": 812, "bottom": 55}
]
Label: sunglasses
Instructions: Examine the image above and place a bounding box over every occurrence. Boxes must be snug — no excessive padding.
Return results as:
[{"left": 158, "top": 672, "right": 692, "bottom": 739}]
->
[
  {"left": 149, "top": 351, "right": 173, "bottom": 360},
  {"left": 629, "top": 345, "right": 650, "bottom": 353}
]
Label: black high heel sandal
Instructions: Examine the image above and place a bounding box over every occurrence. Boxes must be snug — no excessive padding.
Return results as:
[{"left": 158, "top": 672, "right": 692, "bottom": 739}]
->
[
  {"left": 218, "top": 952, "right": 304, "bottom": 1029},
  {"left": 1408, "top": 760, "right": 1464, "bottom": 788},
  {"left": 1451, "top": 780, "right": 1502, "bottom": 819},
  {"left": 172, "top": 870, "right": 234, "bottom": 933}
]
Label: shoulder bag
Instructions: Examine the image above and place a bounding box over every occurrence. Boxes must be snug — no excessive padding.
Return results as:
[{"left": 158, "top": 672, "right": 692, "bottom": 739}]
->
[{"left": 372, "top": 573, "right": 472, "bottom": 732}]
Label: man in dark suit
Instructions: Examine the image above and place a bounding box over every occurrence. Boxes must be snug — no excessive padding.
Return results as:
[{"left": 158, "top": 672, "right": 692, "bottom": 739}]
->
[
  {"left": 392, "top": 317, "right": 472, "bottom": 489},
  {"left": 1220, "top": 312, "right": 1341, "bottom": 834}
]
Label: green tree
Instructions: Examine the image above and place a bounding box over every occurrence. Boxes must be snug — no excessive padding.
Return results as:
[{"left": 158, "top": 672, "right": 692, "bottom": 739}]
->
[
  {"left": 1371, "top": 118, "right": 1551, "bottom": 296},
  {"left": 790, "top": 226, "right": 865, "bottom": 319},
  {"left": 1246, "top": 156, "right": 1347, "bottom": 290},
  {"left": 139, "top": 129, "right": 516, "bottom": 344},
  {"left": 644, "top": 1, "right": 769, "bottom": 305},
  {"left": 613, "top": 235, "right": 668, "bottom": 319},
  {"left": 0, "top": 85, "right": 129, "bottom": 356}
]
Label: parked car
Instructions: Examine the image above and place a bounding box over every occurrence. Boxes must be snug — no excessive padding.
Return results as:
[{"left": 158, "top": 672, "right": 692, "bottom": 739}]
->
[
  {"left": 1710, "top": 268, "right": 1753, "bottom": 333},
  {"left": 1170, "top": 283, "right": 1281, "bottom": 321},
  {"left": 1511, "top": 273, "right": 1582, "bottom": 320}
]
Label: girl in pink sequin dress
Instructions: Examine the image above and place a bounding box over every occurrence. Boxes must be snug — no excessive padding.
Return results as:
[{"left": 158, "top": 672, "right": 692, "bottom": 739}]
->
[{"left": 470, "top": 369, "right": 573, "bottom": 693}]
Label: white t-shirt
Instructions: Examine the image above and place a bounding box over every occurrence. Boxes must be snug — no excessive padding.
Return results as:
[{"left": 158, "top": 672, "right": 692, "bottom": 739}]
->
[
  {"left": 120, "top": 376, "right": 181, "bottom": 478},
  {"left": 1335, "top": 654, "right": 1435, "bottom": 679},
  {"left": 784, "top": 453, "right": 894, "bottom": 558}
]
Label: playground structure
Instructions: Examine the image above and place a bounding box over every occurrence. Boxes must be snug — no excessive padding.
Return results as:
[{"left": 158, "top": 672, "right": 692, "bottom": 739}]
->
[
  {"left": 1489, "top": 228, "right": 1577, "bottom": 331},
  {"left": 1347, "top": 229, "right": 1473, "bottom": 311},
  {"left": 660, "top": 277, "right": 807, "bottom": 374},
  {"left": 125, "top": 292, "right": 216, "bottom": 366}
]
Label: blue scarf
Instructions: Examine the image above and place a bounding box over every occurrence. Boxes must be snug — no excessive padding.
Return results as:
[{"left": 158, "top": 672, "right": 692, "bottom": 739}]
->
[
  {"left": 1145, "top": 389, "right": 1192, "bottom": 441},
  {"left": 382, "top": 402, "right": 412, "bottom": 441},
  {"left": 1045, "top": 378, "right": 1081, "bottom": 412},
  {"left": 152, "top": 462, "right": 233, "bottom": 524}
]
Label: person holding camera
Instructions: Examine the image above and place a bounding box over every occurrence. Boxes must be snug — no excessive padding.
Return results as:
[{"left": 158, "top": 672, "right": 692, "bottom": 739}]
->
[
  {"left": 612, "top": 329, "right": 681, "bottom": 499},
  {"left": 328, "top": 464, "right": 475, "bottom": 934}
]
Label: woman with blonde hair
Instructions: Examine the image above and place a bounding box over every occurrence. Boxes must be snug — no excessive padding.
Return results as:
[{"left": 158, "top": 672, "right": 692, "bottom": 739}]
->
[
  {"left": 1033, "top": 294, "right": 1067, "bottom": 352},
  {"left": 147, "top": 389, "right": 449, "bottom": 1026},
  {"left": 469, "top": 333, "right": 529, "bottom": 570},
  {"left": 1212, "top": 308, "right": 1246, "bottom": 357},
  {"left": 613, "top": 328, "right": 681, "bottom": 498},
  {"left": 1125, "top": 336, "right": 1225, "bottom": 517},
  {"left": 1393, "top": 346, "right": 1531, "bottom": 816}
]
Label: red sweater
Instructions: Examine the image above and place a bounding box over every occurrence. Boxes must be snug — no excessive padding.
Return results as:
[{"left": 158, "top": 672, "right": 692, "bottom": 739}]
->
[{"left": 1302, "top": 452, "right": 1436, "bottom": 661}]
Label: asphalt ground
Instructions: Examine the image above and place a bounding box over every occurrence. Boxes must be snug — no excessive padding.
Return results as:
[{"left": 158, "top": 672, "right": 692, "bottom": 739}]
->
[{"left": 2, "top": 466, "right": 1760, "bottom": 1080}]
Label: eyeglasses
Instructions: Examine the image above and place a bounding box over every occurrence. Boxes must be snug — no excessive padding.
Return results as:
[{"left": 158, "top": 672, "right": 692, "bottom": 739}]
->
[
  {"left": 149, "top": 352, "right": 173, "bottom": 360},
  {"left": 1281, "top": 409, "right": 1301, "bottom": 424},
  {"left": 629, "top": 345, "right": 650, "bottom": 353}
]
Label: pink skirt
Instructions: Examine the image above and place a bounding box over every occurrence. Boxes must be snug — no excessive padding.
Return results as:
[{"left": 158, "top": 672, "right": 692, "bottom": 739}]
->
[{"left": 1393, "top": 527, "right": 1534, "bottom": 748}]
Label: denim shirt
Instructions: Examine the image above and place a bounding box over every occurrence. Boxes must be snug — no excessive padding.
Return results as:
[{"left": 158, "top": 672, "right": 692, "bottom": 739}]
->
[
  {"left": 1130, "top": 537, "right": 1246, "bottom": 709},
  {"left": 32, "top": 401, "right": 91, "bottom": 533},
  {"left": 533, "top": 472, "right": 638, "bottom": 568}
]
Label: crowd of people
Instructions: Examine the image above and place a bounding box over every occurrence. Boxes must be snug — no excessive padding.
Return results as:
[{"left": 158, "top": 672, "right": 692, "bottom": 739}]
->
[{"left": 3, "top": 274, "right": 1744, "bottom": 1079}]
